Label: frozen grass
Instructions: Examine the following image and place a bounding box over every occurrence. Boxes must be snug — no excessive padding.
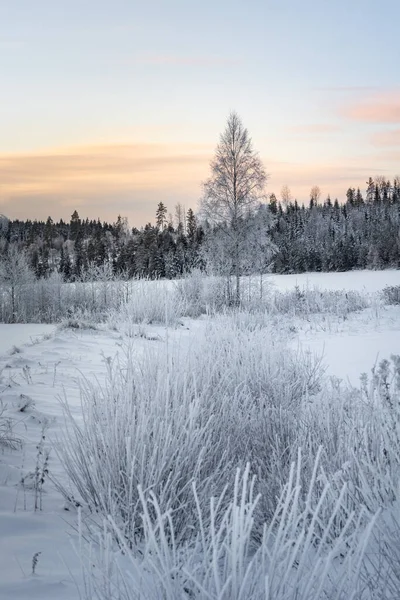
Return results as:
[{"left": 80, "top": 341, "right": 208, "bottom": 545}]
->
[
  {"left": 54, "top": 303, "right": 400, "bottom": 598},
  {"left": 79, "top": 458, "right": 377, "bottom": 600},
  {"left": 56, "top": 317, "right": 325, "bottom": 542},
  {"left": 107, "top": 278, "right": 187, "bottom": 332},
  {"left": 0, "top": 269, "right": 388, "bottom": 325},
  {"left": 176, "top": 271, "right": 376, "bottom": 319},
  {"left": 0, "top": 401, "right": 21, "bottom": 451}
]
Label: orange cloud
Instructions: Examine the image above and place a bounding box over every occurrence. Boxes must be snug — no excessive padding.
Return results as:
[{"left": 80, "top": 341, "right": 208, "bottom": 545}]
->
[
  {"left": 0, "top": 143, "right": 212, "bottom": 224},
  {"left": 342, "top": 91, "right": 400, "bottom": 123}
]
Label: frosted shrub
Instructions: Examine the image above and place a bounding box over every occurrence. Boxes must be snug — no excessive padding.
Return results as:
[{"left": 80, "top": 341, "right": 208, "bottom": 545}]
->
[
  {"left": 175, "top": 271, "right": 232, "bottom": 316},
  {"left": 381, "top": 284, "right": 400, "bottom": 305},
  {"left": 271, "top": 287, "right": 371, "bottom": 317},
  {"left": 108, "top": 278, "right": 186, "bottom": 330},
  {"left": 57, "top": 316, "right": 327, "bottom": 545},
  {"left": 175, "top": 272, "right": 372, "bottom": 319}
]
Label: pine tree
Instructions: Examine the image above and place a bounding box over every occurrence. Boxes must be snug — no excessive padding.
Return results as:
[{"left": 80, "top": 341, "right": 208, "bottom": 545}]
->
[
  {"left": 366, "top": 178, "right": 375, "bottom": 203},
  {"left": 70, "top": 210, "right": 81, "bottom": 241},
  {"left": 155, "top": 202, "right": 167, "bottom": 230}
]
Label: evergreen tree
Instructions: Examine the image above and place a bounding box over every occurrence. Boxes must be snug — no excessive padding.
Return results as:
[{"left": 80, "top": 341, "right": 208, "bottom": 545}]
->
[{"left": 155, "top": 202, "right": 167, "bottom": 230}]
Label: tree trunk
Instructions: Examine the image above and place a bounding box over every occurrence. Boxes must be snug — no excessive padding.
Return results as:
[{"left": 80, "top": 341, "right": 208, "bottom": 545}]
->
[
  {"left": 235, "top": 240, "right": 240, "bottom": 306},
  {"left": 11, "top": 284, "right": 15, "bottom": 323}
]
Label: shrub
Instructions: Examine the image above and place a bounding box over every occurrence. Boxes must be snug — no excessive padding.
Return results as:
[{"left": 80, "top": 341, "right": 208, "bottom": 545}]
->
[
  {"left": 55, "top": 316, "right": 326, "bottom": 546},
  {"left": 382, "top": 284, "right": 400, "bottom": 305}
]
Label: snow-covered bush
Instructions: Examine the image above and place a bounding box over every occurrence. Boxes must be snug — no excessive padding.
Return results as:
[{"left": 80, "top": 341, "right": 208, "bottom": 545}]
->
[
  {"left": 270, "top": 286, "right": 371, "bottom": 317},
  {"left": 381, "top": 284, "right": 400, "bottom": 305},
  {"left": 176, "top": 271, "right": 372, "bottom": 319},
  {"left": 108, "top": 278, "right": 186, "bottom": 330},
  {"left": 175, "top": 270, "right": 235, "bottom": 316},
  {"left": 56, "top": 317, "right": 325, "bottom": 544}
]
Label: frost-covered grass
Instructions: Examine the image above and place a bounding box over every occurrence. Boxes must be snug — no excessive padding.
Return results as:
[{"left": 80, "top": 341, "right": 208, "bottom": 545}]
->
[
  {"left": 1, "top": 268, "right": 398, "bottom": 324},
  {"left": 53, "top": 307, "right": 400, "bottom": 599}
]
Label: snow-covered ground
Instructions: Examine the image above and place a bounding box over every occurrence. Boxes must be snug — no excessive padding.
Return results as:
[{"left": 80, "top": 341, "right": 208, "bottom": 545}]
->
[
  {"left": 267, "top": 268, "right": 399, "bottom": 292},
  {"left": 0, "top": 324, "right": 56, "bottom": 356},
  {"left": 0, "top": 270, "right": 399, "bottom": 599}
]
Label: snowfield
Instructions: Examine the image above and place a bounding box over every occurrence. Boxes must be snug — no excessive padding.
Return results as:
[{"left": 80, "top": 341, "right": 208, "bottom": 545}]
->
[{"left": 0, "top": 270, "right": 399, "bottom": 599}]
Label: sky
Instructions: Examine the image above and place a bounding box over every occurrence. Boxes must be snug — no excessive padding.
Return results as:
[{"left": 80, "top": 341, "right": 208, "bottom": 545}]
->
[{"left": 0, "top": 0, "right": 399, "bottom": 227}]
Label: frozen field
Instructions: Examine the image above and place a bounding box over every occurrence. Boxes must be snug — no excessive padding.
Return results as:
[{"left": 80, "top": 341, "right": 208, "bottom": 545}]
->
[{"left": 0, "top": 270, "right": 399, "bottom": 599}]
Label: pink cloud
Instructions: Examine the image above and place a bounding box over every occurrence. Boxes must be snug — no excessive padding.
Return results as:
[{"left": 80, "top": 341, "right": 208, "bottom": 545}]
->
[
  {"left": 342, "top": 92, "right": 400, "bottom": 123},
  {"left": 287, "top": 124, "right": 340, "bottom": 134},
  {"left": 371, "top": 128, "right": 400, "bottom": 147}
]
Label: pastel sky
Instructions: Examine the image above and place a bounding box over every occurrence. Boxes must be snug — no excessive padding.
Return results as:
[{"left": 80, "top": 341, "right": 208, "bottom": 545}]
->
[{"left": 1, "top": 0, "right": 399, "bottom": 226}]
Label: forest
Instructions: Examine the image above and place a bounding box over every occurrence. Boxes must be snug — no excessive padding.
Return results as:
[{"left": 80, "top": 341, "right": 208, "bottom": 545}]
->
[{"left": 1, "top": 175, "right": 399, "bottom": 282}]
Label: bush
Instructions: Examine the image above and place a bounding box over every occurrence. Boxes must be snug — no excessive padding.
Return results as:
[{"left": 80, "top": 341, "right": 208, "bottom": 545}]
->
[
  {"left": 56, "top": 316, "right": 325, "bottom": 545},
  {"left": 382, "top": 284, "right": 400, "bottom": 305}
]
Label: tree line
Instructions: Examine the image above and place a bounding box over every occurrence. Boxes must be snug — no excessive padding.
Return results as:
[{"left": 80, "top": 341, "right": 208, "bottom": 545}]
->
[{"left": 1, "top": 177, "right": 399, "bottom": 282}]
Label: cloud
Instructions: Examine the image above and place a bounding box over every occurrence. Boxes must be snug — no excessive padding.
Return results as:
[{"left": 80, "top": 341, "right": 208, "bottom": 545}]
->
[
  {"left": 1, "top": 142, "right": 398, "bottom": 225},
  {"left": 342, "top": 91, "right": 400, "bottom": 123},
  {"left": 0, "top": 143, "right": 212, "bottom": 225},
  {"left": 371, "top": 128, "right": 400, "bottom": 147}
]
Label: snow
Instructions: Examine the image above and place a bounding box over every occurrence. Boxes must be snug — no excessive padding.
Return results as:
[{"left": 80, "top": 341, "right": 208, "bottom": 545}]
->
[
  {"left": 267, "top": 268, "right": 399, "bottom": 293},
  {"left": 0, "top": 328, "right": 127, "bottom": 599},
  {"left": 0, "top": 325, "right": 56, "bottom": 356},
  {"left": 295, "top": 309, "right": 400, "bottom": 385},
  {"left": 0, "top": 270, "right": 399, "bottom": 599}
]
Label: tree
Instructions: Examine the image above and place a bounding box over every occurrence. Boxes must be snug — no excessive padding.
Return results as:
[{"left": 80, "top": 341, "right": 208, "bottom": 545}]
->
[
  {"left": 0, "top": 244, "right": 35, "bottom": 322},
  {"left": 269, "top": 193, "right": 278, "bottom": 214},
  {"left": 0, "top": 214, "right": 9, "bottom": 237},
  {"left": 155, "top": 202, "right": 167, "bottom": 230},
  {"left": 174, "top": 203, "right": 185, "bottom": 234},
  {"left": 366, "top": 177, "right": 375, "bottom": 203},
  {"left": 200, "top": 111, "right": 268, "bottom": 304},
  {"left": 244, "top": 204, "right": 277, "bottom": 299},
  {"left": 310, "top": 185, "right": 321, "bottom": 207},
  {"left": 280, "top": 185, "right": 292, "bottom": 208},
  {"left": 70, "top": 210, "right": 81, "bottom": 240},
  {"left": 186, "top": 208, "right": 197, "bottom": 241}
]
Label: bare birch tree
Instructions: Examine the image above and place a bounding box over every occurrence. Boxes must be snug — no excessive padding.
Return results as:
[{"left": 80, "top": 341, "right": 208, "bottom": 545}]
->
[{"left": 200, "top": 112, "right": 268, "bottom": 304}]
